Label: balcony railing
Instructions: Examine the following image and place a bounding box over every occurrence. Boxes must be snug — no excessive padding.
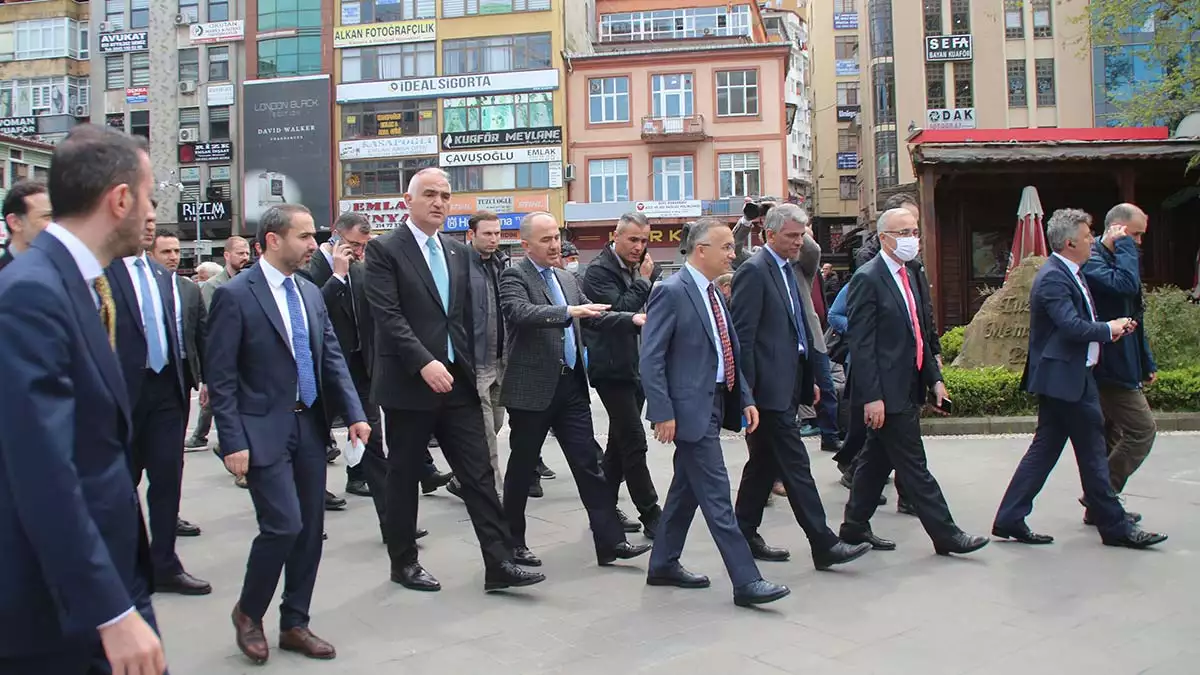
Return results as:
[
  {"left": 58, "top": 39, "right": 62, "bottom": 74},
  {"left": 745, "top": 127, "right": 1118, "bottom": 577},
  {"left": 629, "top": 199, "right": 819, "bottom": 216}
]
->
[{"left": 640, "top": 115, "right": 707, "bottom": 143}]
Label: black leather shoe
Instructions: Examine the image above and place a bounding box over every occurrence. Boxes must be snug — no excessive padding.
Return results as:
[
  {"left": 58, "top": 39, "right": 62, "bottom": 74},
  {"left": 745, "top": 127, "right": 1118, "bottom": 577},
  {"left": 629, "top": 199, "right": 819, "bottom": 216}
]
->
[
  {"left": 934, "top": 532, "right": 990, "bottom": 556},
  {"left": 617, "top": 509, "right": 642, "bottom": 533},
  {"left": 647, "top": 563, "right": 710, "bottom": 589},
  {"left": 746, "top": 534, "right": 790, "bottom": 562},
  {"left": 325, "top": 445, "right": 340, "bottom": 463},
  {"left": 512, "top": 546, "right": 543, "bottom": 567},
  {"left": 821, "top": 439, "right": 844, "bottom": 452},
  {"left": 176, "top": 518, "right": 201, "bottom": 537},
  {"left": 345, "top": 480, "right": 371, "bottom": 497},
  {"left": 813, "top": 540, "right": 872, "bottom": 570},
  {"left": 840, "top": 528, "right": 897, "bottom": 551},
  {"left": 1102, "top": 528, "right": 1167, "bottom": 549},
  {"left": 839, "top": 473, "right": 853, "bottom": 490},
  {"left": 992, "top": 524, "right": 1054, "bottom": 544},
  {"left": 528, "top": 477, "right": 544, "bottom": 498},
  {"left": 391, "top": 563, "right": 441, "bottom": 591},
  {"left": 428, "top": 437, "right": 439, "bottom": 448},
  {"left": 1083, "top": 510, "right": 1143, "bottom": 526},
  {"left": 598, "top": 541, "right": 652, "bottom": 566},
  {"left": 536, "top": 461, "right": 556, "bottom": 479},
  {"left": 156, "top": 571, "right": 212, "bottom": 595},
  {"left": 485, "top": 561, "right": 546, "bottom": 591},
  {"left": 415, "top": 527, "right": 429, "bottom": 540},
  {"left": 733, "top": 579, "right": 790, "bottom": 607},
  {"left": 896, "top": 500, "right": 916, "bottom": 516},
  {"left": 640, "top": 512, "right": 660, "bottom": 540},
  {"left": 421, "top": 471, "right": 454, "bottom": 495},
  {"left": 324, "top": 491, "right": 346, "bottom": 511},
  {"left": 445, "top": 477, "right": 464, "bottom": 500}
]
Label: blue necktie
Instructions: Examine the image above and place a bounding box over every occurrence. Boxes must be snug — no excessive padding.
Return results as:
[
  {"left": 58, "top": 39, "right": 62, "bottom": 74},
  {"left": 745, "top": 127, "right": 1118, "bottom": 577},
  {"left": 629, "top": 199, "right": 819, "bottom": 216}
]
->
[
  {"left": 426, "top": 237, "right": 454, "bottom": 363},
  {"left": 781, "top": 263, "right": 808, "bottom": 355},
  {"left": 132, "top": 258, "right": 166, "bottom": 372},
  {"left": 540, "top": 268, "right": 577, "bottom": 369},
  {"left": 283, "top": 277, "right": 317, "bottom": 407}
]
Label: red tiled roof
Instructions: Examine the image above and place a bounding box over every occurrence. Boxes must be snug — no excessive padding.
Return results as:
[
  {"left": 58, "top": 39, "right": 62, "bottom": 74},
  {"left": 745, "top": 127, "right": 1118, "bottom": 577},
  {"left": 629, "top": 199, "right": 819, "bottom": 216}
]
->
[{"left": 910, "top": 127, "right": 1170, "bottom": 144}]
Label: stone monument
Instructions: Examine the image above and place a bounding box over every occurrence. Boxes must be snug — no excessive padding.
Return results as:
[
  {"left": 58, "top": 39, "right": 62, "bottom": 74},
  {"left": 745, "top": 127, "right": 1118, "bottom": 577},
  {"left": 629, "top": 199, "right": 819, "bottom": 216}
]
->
[{"left": 953, "top": 256, "right": 1046, "bottom": 370}]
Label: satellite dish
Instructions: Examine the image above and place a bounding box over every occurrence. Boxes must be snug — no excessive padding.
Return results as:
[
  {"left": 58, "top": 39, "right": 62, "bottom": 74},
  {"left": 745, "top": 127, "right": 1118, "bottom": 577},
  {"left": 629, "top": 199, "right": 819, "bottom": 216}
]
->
[{"left": 1173, "top": 112, "right": 1200, "bottom": 138}]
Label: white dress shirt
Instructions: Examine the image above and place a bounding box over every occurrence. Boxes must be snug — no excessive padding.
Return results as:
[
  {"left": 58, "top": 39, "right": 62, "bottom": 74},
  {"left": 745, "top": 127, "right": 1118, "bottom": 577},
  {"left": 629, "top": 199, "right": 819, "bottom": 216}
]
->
[
  {"left": 684, "top": 262, "right": 726, "bottom": 384},
  {"left": 765, "top": 244, "right": 805, "bottom": 353},
  {"left": 407, "top": 221, "right": 444, "bottom": 272},
  {"left": 321, "top": 244, "right": 348, "bottom": 285},
  {"left": 258, "top": 257, "right": 309, "bottom": 360},
  {"left": 881, "top": 253, "right": 916, "bottom": 331},
  {"left": 1052, "top": 252, "right": 1101, "bottom": 367},
  {"left": 170, "top": 273, "right": 185, "bottom": 359},
  {"left": 122, "top": 253, "right": 170, "bottom": 365}
]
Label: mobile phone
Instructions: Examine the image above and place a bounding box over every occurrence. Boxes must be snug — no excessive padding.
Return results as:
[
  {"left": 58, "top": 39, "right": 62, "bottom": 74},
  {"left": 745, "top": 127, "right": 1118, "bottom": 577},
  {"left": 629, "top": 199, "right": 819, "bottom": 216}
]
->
[
  {"left": 929, "top": 395, "right": 953, "bottom": 415},
  {"left": 640, "top": 247, "right": 649, "bottom": 263}
]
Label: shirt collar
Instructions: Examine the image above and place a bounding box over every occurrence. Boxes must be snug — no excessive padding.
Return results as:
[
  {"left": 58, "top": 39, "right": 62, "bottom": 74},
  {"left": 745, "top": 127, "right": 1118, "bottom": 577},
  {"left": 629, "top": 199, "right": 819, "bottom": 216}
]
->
[
  {"left": 881, "top": 251, "right": 904, "bottom": 276},
  {"left": 258, "top": 256, "right": 293, "bottom": 289},
  {"left": 44, "top": 222, "right": 104, "bottom": 284},
  {"left": 764, "top": 244, "right": 789, "bottom": 269},
  {"left": 684, "top": 262, "right": 712, "bottom": 293},
  {"left": 1052, "top": 252, "right": 1080, "bottom": 275},
  {"left": 123, "top": 251, "right": 149, "bottom": 267},
  {"left": 407, "top": 222, "right": 437, "bottom": 251}
]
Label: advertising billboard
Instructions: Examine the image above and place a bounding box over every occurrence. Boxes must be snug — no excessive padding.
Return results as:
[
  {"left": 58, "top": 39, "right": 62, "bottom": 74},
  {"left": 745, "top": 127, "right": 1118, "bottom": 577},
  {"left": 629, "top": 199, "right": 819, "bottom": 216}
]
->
[{"left": 242, "top": 75, "right": 333, "bottom": 231}]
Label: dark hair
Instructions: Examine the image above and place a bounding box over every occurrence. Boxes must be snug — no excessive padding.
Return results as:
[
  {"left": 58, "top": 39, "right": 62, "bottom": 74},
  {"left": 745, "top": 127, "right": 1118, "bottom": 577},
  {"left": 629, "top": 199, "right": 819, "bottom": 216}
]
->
[
  {"left": 2, "top": 180, "right": 47, "bottom": 219},
  {"left": 257, "top": 204, "right": 311, "bottom": 245},
  {"left": 468, "top": 210, "right": 500, "bottom": 232},
  {"left": 155, "top": 228, "right": 181, "bottom": 242},
  {"left": 333, "top": 211, "right": 371, "bottom": 234},
  {"left": 882, "top": 193, "right": 918, "bottom": 211},
  {"left": 48, "top": 124, "right": 148, "bottom": 221}
]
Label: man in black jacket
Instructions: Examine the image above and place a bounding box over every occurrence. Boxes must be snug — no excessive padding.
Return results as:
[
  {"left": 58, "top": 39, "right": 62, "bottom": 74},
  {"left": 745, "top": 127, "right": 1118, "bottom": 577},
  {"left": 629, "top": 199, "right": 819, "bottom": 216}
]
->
[
  {"left": 0, "top": 180, "right": 51, "bottom": 273},
  {"left": 583, "top": 212, "right": 662, "bottom": 537},
  {"left": 465, "top": 211, "right": 509, "bottom": 495}
]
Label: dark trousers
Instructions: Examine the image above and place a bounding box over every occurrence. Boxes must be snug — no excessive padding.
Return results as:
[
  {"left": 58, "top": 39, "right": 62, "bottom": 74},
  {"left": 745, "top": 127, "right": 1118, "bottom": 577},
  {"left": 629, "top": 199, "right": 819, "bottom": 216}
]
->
[
  {"left": 811, "top": 351, "right": 840, "bottom": 443},
  {"left": 650, "top": 390, "right": 760, "bottom": 588},
  {"left": 595, "top": 380, "right": 660, "bottom": 519},
  {"left": 1098, "top": 384, "right": 1157, "bottom": 494},
  {"left": 505, "top": 369, "right": 624, "bottom": 553},
  {"left": 347, "top": 353, "right": 386, "bottom": 533},
  {"left": 131, "top": 367, "right": 186, "bottom": 579},
  {"left": 833, "top": 368, "right": 910, "bottom": 502},
  {"left": 239, "top": 408, "right": 327, "bottom": 630},
  {"left": 994, "top": 374, "right": 1131, "bottom": 540},
  {"left": 189, "top": 400, "right": 213, "bottom": 441},
  {"left": 843, "top": 396, "right": 959, "bottom": 544},
  {"left": 383, "top": 363, "right": 511, "bottom": 569}
]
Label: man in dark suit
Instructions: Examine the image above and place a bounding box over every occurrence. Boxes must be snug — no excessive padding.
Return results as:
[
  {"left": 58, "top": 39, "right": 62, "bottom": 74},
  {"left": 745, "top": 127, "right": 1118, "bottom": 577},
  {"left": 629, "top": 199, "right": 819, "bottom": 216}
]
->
[
  {"left": 0, "top": 179, "right": 52, "bottom": 272},
  {"left": 207, "top": 204, "right": 370, "bottom": 664},
  {"left": 0, "top": 125, "right": 165, "bottom": 674},
  {"left": 364, "top": 167, "right": 543, "bottom": 593},
  {"left": 841, "top": 208, "right": 988, "bottom": 556},
  {"left": 992, "top": 208, "right": 1167, "bottom": 549},
  {"left": 731, "top": 204, "right": 871, "bottom": 569},
  {"left": 499, "top": 212, "right": 652, "bottom": 567},
  {"left": 106, "top": 206, "right": 211, "bottom": 596},
  {"left": 640, "top": 218, "right": 790, "bottom": 607}
]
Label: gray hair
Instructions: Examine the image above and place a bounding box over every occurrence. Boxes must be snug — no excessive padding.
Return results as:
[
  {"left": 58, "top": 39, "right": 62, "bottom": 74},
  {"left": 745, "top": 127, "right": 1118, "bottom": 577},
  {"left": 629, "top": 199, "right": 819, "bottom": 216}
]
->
[
  {"left": 407, "top": 167, "right": 450, "bottom": 195},
  {"left": 683, "top": 217, "right": 726, "bottom": 255},
  {"left": 1104, "top": 203, "right": 1141, "bottom": 228},
  {"left": 876, "top": 207, "right": 913, "bottom": 234},
  {"left": 334, "top": 211, "right": 372, "bottom": 235},
  {"left": 195, "top": 261, "right": 222, "bottom": 278},
  {"left": 519, "top": 211, "right": 556, "bottom": 241},
  {"left": 616, "top": 211, "right": 649, "bottom": 233},
  {"left": 1046, "top": 208, "right": 1093, "bottom": 252},
  {"left": 763, "top": 203, "right": 809, "bottom": 234}
]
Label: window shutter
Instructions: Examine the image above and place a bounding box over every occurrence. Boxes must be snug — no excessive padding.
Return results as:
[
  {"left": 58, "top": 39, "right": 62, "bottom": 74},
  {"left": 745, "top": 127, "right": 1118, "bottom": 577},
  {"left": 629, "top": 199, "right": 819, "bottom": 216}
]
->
[{"left": 442, "top": 0, "right": 465, "bottom": 18}]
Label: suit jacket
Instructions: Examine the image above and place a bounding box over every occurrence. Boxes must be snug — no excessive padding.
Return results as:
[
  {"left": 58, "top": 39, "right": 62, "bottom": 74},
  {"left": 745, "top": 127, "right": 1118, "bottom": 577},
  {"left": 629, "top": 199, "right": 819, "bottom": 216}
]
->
[
  {"left": 790, "top": 234, "right": 828, "bottom": 353},
  {"left": 204, "top": 263, "right": 366, "bottom": 466},
  {"left": 731, "top": 247, "right": 816, "bottom": 412},
  {"left": 467, "top": 247, "right": 508, "bottom": 370},
  {"left": 364, "top": 226, "right": 476, "bottom": 411},
  {"left": 640, "top": 268, "right": 754, "bottom": 444},
  {"left": 846, "top": 253, "right": 943, "bottom": 412},
  {"left": 582, "top": 243, "right": 654, "bottom": 384},
  {"left": 106, "top": 257, "right": 187, "bottom": 406},
  {"left": 1082, "top": 238, "right": 1156, "bottom": 389},
  {"left": 177, "top": 274, "right": 206, "bottom": 391},
  {"left": 0, "top": 232, "right": 152, "bottom": 657},
  {"left": 1023, "top": 255, "right": 1113, "bottom": 402},
  {"left": 199, "top": 266, "right": 231, "bottom": 309},
  {"left": 300, "top": 254, "right": 373, "bottom": 377}
]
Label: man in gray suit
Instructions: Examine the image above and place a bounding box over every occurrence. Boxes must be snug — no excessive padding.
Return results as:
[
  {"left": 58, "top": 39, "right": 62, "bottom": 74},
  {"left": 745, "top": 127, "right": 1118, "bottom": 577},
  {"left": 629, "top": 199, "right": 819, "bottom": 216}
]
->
[
  {"left": 498, "top": 212, "right": 651, "bottom": 568},
  {"left": 640, "top": 218, "right": 790, "bottom": 607}
]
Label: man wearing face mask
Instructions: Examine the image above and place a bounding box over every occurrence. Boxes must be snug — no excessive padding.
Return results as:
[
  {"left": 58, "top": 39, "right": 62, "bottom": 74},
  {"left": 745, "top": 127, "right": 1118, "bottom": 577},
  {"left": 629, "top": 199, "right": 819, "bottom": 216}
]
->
[{"left": 841, "top": 208, "right": 989, "bottom": 556}]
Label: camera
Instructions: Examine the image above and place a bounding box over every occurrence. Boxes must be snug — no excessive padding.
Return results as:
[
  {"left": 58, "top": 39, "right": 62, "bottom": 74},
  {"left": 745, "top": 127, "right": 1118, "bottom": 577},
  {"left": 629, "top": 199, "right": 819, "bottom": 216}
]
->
[{"left": 742, "top": 197, "right": 777, "bottom": 221}]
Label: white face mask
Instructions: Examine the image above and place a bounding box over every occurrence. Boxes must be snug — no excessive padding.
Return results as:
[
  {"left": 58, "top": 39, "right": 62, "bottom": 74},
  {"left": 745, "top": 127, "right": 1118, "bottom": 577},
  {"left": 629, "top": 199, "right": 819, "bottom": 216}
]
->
[
  {"left": 892, "top": 236, "right": 920, "bottom": 262},
  {"left": 566, "top": 261, "right": 579, "bottom": 272}
]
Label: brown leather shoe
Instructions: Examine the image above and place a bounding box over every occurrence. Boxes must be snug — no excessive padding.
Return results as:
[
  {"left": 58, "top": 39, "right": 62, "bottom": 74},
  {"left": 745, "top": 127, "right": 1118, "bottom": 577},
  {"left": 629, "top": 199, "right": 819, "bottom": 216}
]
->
[
  {"left": 231, "top": 604, "right": 269, "bottom": 664},
  {"left": 280, "top": 627, "right": 337, "bottom": 660}
]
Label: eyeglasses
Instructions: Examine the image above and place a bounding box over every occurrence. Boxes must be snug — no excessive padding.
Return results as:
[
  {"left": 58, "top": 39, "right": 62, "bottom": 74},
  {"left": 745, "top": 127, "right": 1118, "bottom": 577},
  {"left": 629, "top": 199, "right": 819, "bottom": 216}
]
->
[
  {"left": 697, "top": 242, "right": 736, "bottom": 253},
  {"left": 882, "top": 229, "right": 920, "bottom": 238}
]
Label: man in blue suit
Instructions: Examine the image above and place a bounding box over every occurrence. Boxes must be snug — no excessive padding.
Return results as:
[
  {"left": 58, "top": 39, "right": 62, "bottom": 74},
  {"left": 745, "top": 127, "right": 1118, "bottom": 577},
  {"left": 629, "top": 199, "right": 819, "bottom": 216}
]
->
[
  {"left": 992, "top": 208, "right": 1167, "bottom": 549},
  {"left": 640, "top": 218, "right": 790, "bottom": 608},
  {"left": 0, "top": 125, "right": 166, "bottom": 673},
  {"left": 206, "top": 204, "right": 370, "bottom": 664}
]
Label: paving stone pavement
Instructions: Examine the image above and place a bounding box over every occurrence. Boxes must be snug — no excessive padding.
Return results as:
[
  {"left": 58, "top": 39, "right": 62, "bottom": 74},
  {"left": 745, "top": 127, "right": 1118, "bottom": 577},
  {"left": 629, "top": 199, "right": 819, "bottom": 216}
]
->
[{"left": 162, "top": 395, "right": 1200, "bottom": 675}]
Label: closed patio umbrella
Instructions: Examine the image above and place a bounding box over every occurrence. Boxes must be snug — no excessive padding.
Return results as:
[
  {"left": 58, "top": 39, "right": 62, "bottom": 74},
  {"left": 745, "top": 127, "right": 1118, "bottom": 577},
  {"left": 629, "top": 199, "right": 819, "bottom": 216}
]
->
[{"left": 1006, "top": 185, "right": 1049, "bottom": 281}]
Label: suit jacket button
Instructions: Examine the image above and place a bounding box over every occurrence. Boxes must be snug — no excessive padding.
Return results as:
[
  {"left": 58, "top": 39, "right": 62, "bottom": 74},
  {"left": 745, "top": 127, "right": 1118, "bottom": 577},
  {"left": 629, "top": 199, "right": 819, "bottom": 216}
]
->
[{"left": 707, "top": 389, "right": 714, "bottom": 396}]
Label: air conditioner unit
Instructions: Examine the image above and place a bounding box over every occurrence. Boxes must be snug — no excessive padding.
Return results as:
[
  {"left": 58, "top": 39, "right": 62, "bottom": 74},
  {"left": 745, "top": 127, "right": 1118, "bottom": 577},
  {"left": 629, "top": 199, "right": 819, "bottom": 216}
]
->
[
  {"left": 99, "top": 22, "right": 112, "bottom": 33},
  {"left": 178, "top": 128, "right": 198, "bottom": 143},
  {"left": 178, "top": 80, "right": 197, "bottom": 94},
  {"left": 174, "top": 14, "right": 190, "bottom": 26},
  {"left": 563, "top": 164, "right": 576, "bottom": 182},
  {"left": 72, "top": 105, "right": 87, "bottom": 117}
]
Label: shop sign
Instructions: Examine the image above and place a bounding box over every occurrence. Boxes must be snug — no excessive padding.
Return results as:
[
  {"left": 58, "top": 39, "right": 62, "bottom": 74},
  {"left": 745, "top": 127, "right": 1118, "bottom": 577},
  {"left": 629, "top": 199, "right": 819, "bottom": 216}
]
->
[
  {"left": 632, "top": 200, "right": 702, "bottom": 219},
  {"left": 339, "top": 135, "right": 439, "bottom": 160},
  {"left": 333, "top": 19, "right": 436, "bottom": 48},
  {"left": 337, "top": 69, "right": 559, "bottom": 103}
]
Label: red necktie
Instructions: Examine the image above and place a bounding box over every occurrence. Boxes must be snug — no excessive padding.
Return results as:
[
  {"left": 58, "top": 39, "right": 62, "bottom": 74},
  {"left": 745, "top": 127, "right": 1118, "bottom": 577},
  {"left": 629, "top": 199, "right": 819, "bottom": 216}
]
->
[
  {"left": 706, "top": 284, "right": 736, "bottom": 391},
  {"left": 898, "top": 266, "right": 925, "bottom": 371}
]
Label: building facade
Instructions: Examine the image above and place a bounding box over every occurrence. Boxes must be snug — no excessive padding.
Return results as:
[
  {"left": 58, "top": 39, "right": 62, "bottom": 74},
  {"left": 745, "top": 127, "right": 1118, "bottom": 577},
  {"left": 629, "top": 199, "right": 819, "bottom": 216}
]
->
[
  {"left": 809, "top": 0, "right": 860, "bottom": 243},
  {"left": 0, "top": 0, "right": 90, "bottom": 144},
  {"left": 0, "top": 132, "right": 54, "bottom": 247},
  {"left": 763, "top": 3, "right": 814, "bottom": 205}
]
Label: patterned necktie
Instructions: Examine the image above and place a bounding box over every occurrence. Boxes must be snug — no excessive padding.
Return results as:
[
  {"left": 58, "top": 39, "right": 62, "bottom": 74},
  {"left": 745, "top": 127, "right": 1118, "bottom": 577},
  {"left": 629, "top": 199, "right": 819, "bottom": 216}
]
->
[
  {"left": 1076, "top": 270, "right": 1097, "bottom": 319},
  {"left": 426, "top": 237, "right": 455, "bottom": 363},
  {"left": 283, "top": 277, "right": 317, "bottom": 407},
  {"left": 780, "top": 263, "right": 808, "bottom": 354},
  {"left": 540, "top": 268, "right": 577, "bottom": 369},
  {"left": 898, "top": 266, "right": 925, "bottom": 371},
  {"left": 132, "top": 258, "right": 166, "bottom": 372},
  {"left": 94, "top": 275, "right": 117, "bottom": 350},
  {"left": 706, "top": 283, "right": 736, "bottom": 391}
]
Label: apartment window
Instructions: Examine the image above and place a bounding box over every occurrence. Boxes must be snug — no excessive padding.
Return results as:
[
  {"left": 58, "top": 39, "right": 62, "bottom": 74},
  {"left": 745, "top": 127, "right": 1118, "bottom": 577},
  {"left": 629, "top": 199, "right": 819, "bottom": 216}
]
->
[
  {"left": 925, "top": 63, "right": 946, "bottom": 108},
  {"left": 14, "top": 18, "right": 84, "bottom": 60},
  {"left": 257, "top": 37, "right": 323, "bottom": 78},
  {"left": 588, "top": 77, "right": 630, "bottom": 124},
  {"left": 131, "top": 0, "right": 150, "bottom": 29},
  {"left": 837, "top": 128, "right": 859, "bottom": 154},
  {"left": 209, "top": 166, "right": 232, "bottom": 200},
  {"left": 179, "top": 49, "right": 200, "bottom": 82},
  {"left": 341, "top": 43, "right": 436, "bottom": 83},
  {"left": 346, "top": 0, "right": 435, "bottom": 24},
  {"left": 953, "top": 62, "right": 973, "bottom": 107},
  {"left": 872, "top": 62, "right": 896, "bottom": 125},
  {"left": 131, "top": 53, "right": 151, "bottom": 88},
  {"left": 131, "top": 110, "right": 150, "bottom": 140},
  {"left": 950, "top": 0, "right": 970, "bottom": 34},
  {"left": 834, "top": 36, "right": 858, "bottom": 61},
  {"left": 106, "top": 56, "right": 126, "bottom": 91},
  {"left": 106, "top": 0, "right": 127, "bottom": 31},
  {"left": 874, "top": 131, "right": 898, "bottom": 191},
  {"left": 441, "top": 34, "right": 552, "bottom": 76},
  {"left": 652, "top": 156, "right": 694, "bottom": 201},
  {"left": 1004, "top": 0, "right": 1024, "bottom": 39},
  {"left": 598, "top": 6, "right": 753, "bottom": 42},
  {"left": 1007, "top": 59, "right": 1027, "bottom": 107},
  {"left": 839, "top": 176, "right": 858, "bottom": 200},
  {"left": 1035, "top": 58, "right": 1056, "bottom": 106},
  {"left": 715, "top": 70, "right": 758, "bottom": 117},
  {"left": 179, "top": 167, "right": 201, "bottom": 202},
  {"left": 210, "top": 106, "right": 231, "bottom": 139},
  {"left": 209, "top": 0, "right": 230, "bottom": 22},
  {"left": 442, "top": 0, "right": 549, "bottom": 18},
  {"left": 718, "top": 153, "right": 759, "bottom": 199},
  {"left": 868, "top": 0, "right": 893, "bottom": 59},
  {"left": 179, "top": 107, "right": 201, "bottom": 138},
  {"left": 342, "top": 100, "right": 438, "bottom": 139},
  {"left": 446, "top": 163, "right": 551, "bottom": 192},
  {"left": 343, "top": 157, "right": 438, "bottom": 196},
  {"left": 1031, "top": 0, "right": 1052, "bottom": 38},
  {"left": 442, "top": 93, "right": 553, "bottom": 133},
  {"left": 259, "top": 0, "right": 322, "bottom": 31},
  {"left": 836, "top": 82, "right": 859, "bottom": 106},
  {"left": 79, "top": 25, "right": 89, "bottom": 60},
  {"left": 651, "top": 74, "right": 693, "bottom": 119},
  {"left": 588, "top": 158, "right": 629, "bottom": 203},
  {"left": 923, "top": 0, "right": 942, "bottom": 36},
  {"left": 208, "top": 47, "right": 230, "bottom": 81},
  {"left": 179, "top": 0, "right": 200, "bottom": 23},
  {"left": 834, "top": 0, "right": 856, "bottom": 12}
]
